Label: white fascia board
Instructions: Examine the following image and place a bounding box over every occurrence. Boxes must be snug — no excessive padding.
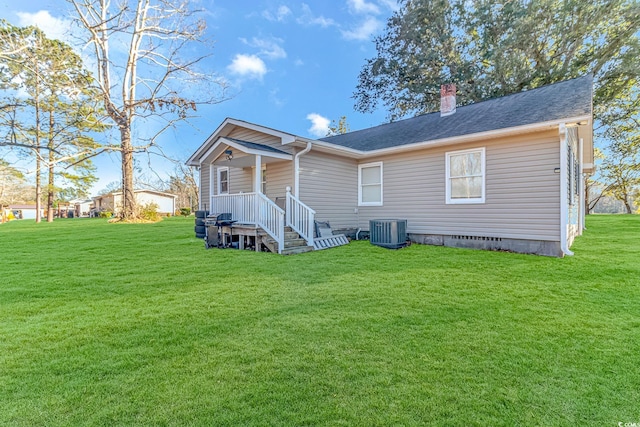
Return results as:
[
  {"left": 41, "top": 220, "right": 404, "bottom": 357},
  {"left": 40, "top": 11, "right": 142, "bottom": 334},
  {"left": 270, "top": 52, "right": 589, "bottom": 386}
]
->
[
  {"left": 310, "top": 115, "right": 591, "bottom": 159},
  {"left": 198, "top": 141, "right": 225, "bottom": 166},
  {"left": 219, "top": 137, "right": 293, "bottom": 161},
  {"left": 186, "top": 117, "right": 298, "bottom": 166},
  {"left": 225, "top": 118, "right": 297, "bottom": 145},
  {"left": 361, "top": 115, "right": 592, "bottom": 158},
  {"left": 186, "top": 118, "right": 235, "bottom": 166},
  {"left": 134, "top": 190, "right": 177, "bottom": 199},
  {"left": 305, "top": 140, "right": 365, "bottom": 157}
]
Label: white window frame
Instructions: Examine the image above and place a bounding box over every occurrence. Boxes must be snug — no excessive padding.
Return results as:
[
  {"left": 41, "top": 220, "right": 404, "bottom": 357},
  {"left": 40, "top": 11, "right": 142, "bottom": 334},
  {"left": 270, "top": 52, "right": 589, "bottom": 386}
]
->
[
  {"left": 217, "top": 167, "right": 229, "bottom": 195},
  {"left": 445, "top": 147, "right": 486, "bottom": 204},
  {"left": 358, "top": 161, "right": 383, "bottom": 206}
]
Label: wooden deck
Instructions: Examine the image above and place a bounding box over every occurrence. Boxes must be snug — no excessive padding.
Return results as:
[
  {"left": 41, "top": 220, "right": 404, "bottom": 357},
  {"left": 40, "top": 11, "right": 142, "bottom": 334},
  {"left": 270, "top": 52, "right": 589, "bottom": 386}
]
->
[
  {"left": 213, "top": 223, "right": 266, "bottom": 251},
  {"left": 211, "top": 224, "right": 313, "bottom": 254}
]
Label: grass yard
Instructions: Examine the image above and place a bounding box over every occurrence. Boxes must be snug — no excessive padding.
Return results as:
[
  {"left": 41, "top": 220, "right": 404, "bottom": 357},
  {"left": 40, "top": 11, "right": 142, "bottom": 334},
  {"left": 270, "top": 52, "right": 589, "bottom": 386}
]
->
[{"left": 0, "top": 215, "right": 639, "bottom": 426}]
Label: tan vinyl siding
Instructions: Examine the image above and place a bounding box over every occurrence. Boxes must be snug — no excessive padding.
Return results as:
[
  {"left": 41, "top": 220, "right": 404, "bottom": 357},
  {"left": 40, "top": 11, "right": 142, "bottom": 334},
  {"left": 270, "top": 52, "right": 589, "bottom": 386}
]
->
[
  {"left": 299, "top": 151, "right": 358, "bottom": 228},
  {"left": 227, "top": 128, "right": 295, "bottom": 155},
  {"left": 354, "top": 130, "right": 561, "bottom": 241},
  {"left": 229, "top": 167, "right": 252, "bottom": 193},
  {"left": 200, "top": 166, "right": 210, "bottom": 210},
  {"left": 266, "top": 161, "right": 293, "bottom": 202}
]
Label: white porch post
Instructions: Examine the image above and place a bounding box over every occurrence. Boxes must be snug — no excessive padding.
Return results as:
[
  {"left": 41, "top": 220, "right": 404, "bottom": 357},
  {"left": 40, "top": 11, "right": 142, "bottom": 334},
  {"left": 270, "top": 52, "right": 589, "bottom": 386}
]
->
[
  {"left": 285, "top": 186, "right": 291, "bottom": 225},
  {"left": 254, "top": 155, "right": 262, "bottom": 193},
  {"left": 254, "top": 155, "right": 262, "bottom": 226}
]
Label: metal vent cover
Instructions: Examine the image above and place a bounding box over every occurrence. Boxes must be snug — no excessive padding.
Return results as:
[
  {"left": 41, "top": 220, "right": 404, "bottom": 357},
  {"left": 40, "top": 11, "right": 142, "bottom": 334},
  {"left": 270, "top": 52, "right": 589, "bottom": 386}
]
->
[{"left": 369, "top": 219, "right": 408, "bottom": 249}]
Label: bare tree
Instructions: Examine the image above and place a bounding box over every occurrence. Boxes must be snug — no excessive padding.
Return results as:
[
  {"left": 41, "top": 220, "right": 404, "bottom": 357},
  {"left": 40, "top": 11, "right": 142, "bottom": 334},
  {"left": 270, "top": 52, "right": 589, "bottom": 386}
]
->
[
  {"left": 165, "top": 161, "right": 198, "bottom": 212},
  {"left": 69, "top": 0, "right": 228, "bottom": 220}
]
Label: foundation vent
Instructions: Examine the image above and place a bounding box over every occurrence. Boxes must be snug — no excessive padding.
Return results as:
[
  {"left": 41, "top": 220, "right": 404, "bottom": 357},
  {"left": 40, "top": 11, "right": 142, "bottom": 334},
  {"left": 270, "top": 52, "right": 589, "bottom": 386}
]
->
[{"left": 451, "top": 235, "right": 502, "bottom": 242}]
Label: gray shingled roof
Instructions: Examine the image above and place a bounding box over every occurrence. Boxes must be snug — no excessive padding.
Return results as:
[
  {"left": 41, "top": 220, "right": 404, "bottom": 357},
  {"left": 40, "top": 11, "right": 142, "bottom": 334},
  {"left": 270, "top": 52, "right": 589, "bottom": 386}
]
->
[
  {"left": 320, "top": 75, "right": 592, "bottom": 151},
  {"left": 225, "top": 137, "right": 290, "bottom": 156}
]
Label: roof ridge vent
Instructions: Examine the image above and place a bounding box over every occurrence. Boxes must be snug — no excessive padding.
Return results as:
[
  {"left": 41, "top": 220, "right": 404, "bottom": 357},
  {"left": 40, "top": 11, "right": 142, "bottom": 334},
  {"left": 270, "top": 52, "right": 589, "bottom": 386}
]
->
[{"left": 440, "top": 83, "right": 456, "bottom": 117}]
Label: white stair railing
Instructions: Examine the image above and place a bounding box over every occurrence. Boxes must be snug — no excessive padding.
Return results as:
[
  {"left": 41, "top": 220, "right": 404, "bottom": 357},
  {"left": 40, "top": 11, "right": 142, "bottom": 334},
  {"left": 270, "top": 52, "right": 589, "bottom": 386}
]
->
[
  {"left": 255, "top": 193, "right": 285, "bottom": 253},
  {"left": 285, "top": 187, "right": 315, "bottom": 247},
  {"left": 211, "top": 192, "right": 284, "bottom": 254}
]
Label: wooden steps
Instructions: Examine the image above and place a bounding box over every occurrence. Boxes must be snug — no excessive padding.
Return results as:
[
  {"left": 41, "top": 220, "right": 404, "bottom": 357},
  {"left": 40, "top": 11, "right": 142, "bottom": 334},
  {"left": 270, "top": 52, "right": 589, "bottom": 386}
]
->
[{"left": 261, "top": 227, "right": 314, "bottom": 255}]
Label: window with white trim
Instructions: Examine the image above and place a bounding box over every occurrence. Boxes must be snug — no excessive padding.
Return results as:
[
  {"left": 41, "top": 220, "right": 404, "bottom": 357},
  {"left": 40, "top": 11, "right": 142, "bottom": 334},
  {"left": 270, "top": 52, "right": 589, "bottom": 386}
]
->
[
  {"left": 446, "top": 148, "right": 485, "bottom": 204},
  {"left": 358, "top": 162, "right": 383, "bottom": 206},
  {"left": 217, "top": 167, "right": 229, "bottom": 194}
]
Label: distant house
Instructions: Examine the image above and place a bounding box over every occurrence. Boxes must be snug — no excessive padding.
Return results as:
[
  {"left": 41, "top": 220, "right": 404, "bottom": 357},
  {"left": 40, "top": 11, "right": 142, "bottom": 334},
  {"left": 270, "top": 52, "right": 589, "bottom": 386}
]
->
[
  {"left": 187, "top": 76, "right": 593, "bottom": 256},
  {"left": 92, "top": 190, "right": 177, "bottom": 216},
  {"left": 8, "top": 204, "right": 44, "bottom": 220},
  {"left": 68, "top": 199, "right": 93, "bottom": 218}
]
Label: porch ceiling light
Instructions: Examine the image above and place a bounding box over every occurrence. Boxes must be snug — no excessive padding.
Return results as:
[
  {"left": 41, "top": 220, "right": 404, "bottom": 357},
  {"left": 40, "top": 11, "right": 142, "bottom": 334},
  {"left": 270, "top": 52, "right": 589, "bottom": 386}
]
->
[{"left": 224, "top": 149, "right": 233, "bottom": 160}]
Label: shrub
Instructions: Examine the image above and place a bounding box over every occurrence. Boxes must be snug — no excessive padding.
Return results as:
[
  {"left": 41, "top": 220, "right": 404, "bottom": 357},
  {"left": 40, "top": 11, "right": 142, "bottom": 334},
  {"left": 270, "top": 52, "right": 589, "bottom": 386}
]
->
[
  {"left": 179, "top": 207, "right": 191, "bottom": 216},
  {"left": 99, "top": 211, "right": 113, "bottom": 218},
  {"left": 138, "top": 202, "right": 161, "bottom": 222}
]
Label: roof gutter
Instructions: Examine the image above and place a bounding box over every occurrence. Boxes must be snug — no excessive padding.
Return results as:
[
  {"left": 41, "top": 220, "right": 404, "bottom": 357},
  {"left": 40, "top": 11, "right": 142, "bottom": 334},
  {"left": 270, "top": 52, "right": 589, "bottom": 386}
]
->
[{"left": 312, "top": 115, "right": 591, "bottom": 159}]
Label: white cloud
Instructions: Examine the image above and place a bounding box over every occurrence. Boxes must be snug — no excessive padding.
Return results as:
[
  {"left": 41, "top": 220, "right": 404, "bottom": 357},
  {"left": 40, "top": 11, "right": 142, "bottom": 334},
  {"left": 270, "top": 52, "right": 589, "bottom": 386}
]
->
[
  {"left": 348, "top": 0, "right": 381, "bottom": 15},
  {"left": 240, "top": 37, "right": 287, "bottom": 60},
  {"left": 263, "top": 5, "right": 292, "bottom": 22},
  {"left": 297, "top": 4, "right": 336, "bottom": 28},
  {"left": 276, "top": 5, "right": 293, "bottom": 21},
  {"left": 16, "top": 10, "right": 72, "bottom": 44},
  {"left": 269, "top": 89, "right": 285, "bottom": 108},
  {"left": 377, "top": 0, "right": 400, "bottom": 12},
  {"left": 227, "top": 54, "right": 267, "bottom": 80},
  {"left": 306, "top": 113, "right": 330, "bottom": 137},
  {"left": 341, "top": 17, "right": 383, "bottom": 40}
]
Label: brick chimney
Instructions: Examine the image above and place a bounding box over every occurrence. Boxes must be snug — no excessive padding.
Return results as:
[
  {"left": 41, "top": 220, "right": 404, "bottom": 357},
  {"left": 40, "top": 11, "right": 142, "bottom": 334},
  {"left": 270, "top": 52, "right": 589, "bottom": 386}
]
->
[{"left": 440, "top": 83, "right": 456, "bottom": 117}]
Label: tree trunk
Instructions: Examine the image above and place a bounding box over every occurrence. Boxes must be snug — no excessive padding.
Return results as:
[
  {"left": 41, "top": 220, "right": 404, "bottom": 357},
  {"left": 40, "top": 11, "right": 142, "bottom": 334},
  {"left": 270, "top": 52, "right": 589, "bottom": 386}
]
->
[
  {"left": 47, "top": 157, "right": 54, "bottom": 222},
  {"left": 120, "top": 126, "right": 136, "bottom": 219},
  {"left": 47, "top": 110, "right": 54, "bottom": 222},
  {"left": 584, "top": 182, "right": 590, "bottom": 215},
  {"left": 35, "top": 154, "right": 41, "bottom": 223},
  {"left": 34, "top": 59, "right": 41, "bottom": 223}
]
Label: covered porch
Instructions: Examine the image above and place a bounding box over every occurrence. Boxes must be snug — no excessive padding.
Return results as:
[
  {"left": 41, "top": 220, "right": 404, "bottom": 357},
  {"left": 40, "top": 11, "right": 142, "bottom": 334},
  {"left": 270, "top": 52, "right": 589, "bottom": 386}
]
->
[{"left": 205, "top": 137, "right": 316, "bottom": 254}]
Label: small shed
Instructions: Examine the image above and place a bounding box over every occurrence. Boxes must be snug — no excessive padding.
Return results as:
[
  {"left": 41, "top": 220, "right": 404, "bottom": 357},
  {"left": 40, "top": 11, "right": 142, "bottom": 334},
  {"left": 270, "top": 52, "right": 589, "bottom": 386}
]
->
[
  {"left": 92, "top": 189, "right": 177, "bottom": 216},
  {"left": 8, "top": 204, "right": 43, "bottom": 220}
]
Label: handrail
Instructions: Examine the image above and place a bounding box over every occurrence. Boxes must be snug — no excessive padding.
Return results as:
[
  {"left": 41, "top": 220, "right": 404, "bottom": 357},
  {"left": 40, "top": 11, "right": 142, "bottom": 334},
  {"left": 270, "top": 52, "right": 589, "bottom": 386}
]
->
[
  {"left": 285, "top": 187, "right": 315, "bottom": 246},
  {"left": 211, "top": 193, "right": 257, "bottom": 224},
  {"left": 211, "top": 192, "right": 284, "bottom": 253},
  {"left": 255, "top": 193, "right": 285, "bottom": 253}
]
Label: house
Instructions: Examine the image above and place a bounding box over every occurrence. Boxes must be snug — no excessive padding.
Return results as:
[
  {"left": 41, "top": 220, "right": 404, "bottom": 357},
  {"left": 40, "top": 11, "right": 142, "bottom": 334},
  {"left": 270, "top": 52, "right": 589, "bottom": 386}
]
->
[
  {"left": 187, "top": 76, "right": 593, "bottom": 256},
  {"left": 7, "top": 204, "right": 44, "bottom": 220},
  {"left": 69, "top": 199, "right": 93, "bottom": 218},
  {"left": 92, "top": 189, "right": 177, "bottom": 216}
]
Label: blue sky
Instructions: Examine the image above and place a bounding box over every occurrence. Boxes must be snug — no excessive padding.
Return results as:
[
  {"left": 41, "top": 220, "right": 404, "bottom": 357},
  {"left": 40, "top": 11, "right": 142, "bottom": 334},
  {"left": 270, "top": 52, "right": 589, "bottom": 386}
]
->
[{"left": 0, "top": 0, "right": 398, "bottom": 193}]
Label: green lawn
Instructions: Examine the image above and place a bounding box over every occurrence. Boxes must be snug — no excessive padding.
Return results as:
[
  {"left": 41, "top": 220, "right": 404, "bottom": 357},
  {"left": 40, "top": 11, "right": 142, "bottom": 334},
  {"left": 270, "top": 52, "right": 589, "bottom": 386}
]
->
[{"left": 0, "top": 215, "right": 638, "bottom": 426}]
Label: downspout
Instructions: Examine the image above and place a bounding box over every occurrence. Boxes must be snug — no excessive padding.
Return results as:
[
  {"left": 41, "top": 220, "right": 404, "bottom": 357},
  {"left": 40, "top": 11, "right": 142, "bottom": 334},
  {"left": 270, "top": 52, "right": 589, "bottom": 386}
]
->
[
  {"left": 294, "top": 141, "right": 313, "bottom": 197},
  {"left": 559, "top": 124, "right": 574, "bottom": 256}
]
